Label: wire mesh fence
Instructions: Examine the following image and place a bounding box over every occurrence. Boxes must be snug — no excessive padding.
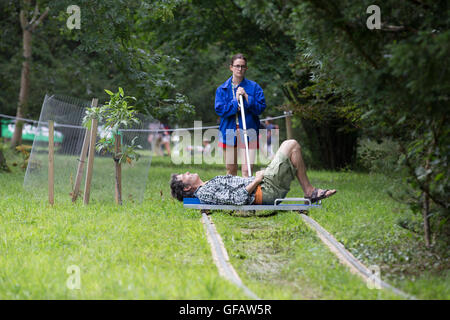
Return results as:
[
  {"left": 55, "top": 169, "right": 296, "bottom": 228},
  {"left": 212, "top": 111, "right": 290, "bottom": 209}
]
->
[{"left": 24, "top": 94, "right": 157, "bottom": 204}]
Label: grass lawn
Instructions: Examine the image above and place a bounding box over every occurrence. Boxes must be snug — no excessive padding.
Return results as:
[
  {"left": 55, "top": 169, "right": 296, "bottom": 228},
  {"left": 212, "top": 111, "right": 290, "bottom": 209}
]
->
[{"left": 0, "top": 149, "right": 448, "bottom": 299}]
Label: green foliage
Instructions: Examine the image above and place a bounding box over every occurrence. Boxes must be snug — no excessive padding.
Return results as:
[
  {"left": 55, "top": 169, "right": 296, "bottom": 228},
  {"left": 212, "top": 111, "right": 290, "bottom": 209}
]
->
[
  {"left": 145, "top": 0, "right": 295, "bottom": 126},
  {"left": 1, "top": 0, "right": 447, "bottom": 243},
  {"left": 0, "top": 140, "right": 11, "bottom": 172},
  {"left": 357, "top": 138, "right": 401, "bottom": 174},
  {"left": 100, "top": 87, "right": 139, "bottom": 134},
  {"left": 83, "top": 87, "right": 142, "bottom": 165},
  {"left": 0, "top": 0, "right": 194, "bottom": 120},
  {"left": 283, "top": 0, "right": 449, "bottom": 241}
]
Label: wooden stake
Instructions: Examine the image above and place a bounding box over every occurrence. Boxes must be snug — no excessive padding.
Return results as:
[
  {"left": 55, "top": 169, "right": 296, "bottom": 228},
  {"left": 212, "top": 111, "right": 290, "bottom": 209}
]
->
[
  {"left": 48, "top": 120, "right": 54, "bottom": 205},
  {"left": 83, "top": 117, "right": 98, "bottom": 205},
  {"left": 72, "top": 98, "right": 97, "bottom": 202},
  {"left": 71, "top": 127, "right": 90, "bottom": 202},
  {"left": 285, "top": 110, "right": 293, "bottom": 140},
  {"left": 114, "top": 134, "right": 122, "bottom": 205}
]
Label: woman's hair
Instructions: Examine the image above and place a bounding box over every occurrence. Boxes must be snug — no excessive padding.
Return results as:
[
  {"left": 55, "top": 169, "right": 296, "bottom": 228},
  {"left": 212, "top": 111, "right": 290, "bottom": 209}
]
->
[
  {"left": 230, "top": 53, "right": 247, "bottom": 66},
  {"left": 170, "top": 173, "right": 195, "bottom": 202}
]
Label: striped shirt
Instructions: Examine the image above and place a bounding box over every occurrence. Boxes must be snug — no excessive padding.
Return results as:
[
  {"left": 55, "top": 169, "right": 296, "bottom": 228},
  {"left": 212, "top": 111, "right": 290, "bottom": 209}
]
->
[{"left": 193, "top": 175, "right": 255, "bottom": 205}]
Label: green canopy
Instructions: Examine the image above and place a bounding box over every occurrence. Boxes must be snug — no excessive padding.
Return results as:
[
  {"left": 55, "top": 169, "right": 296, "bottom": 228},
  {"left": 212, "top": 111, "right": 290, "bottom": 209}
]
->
[{"left": 1, "top": 120, "right": 64, "bottom": 143}]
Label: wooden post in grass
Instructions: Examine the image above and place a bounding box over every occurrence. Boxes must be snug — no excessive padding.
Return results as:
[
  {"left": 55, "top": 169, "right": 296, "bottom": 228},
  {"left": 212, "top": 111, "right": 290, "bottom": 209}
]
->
[
  {"left": 83, "top": 117, "right": 98, "bottom": 205},
  {"left": 114, "top": 134, "right": 122, "bottom": 205},
  {"left": 71, "top": 127, "right": 91, "bottom": 202},
  {"left": 285, "top": 110, "right": 293, "bottom": 140},
  {"left": 48, "top": 120, "right": 54, "bottom": 205},
  {"left": 72, "top": 98, "right": 97, "bottom": 202}
]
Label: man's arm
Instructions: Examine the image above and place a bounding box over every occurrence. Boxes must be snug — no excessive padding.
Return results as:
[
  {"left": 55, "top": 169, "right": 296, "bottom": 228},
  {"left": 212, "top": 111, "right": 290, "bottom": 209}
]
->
[{"left": 245, "top": 170, "right": 264, "bottom": 194}]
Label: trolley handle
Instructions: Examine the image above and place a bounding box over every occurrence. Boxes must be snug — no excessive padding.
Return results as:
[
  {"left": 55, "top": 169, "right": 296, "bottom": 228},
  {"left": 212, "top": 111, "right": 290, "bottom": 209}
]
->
[{"left": 274, "top": 198, "right": 312, "bottom": 206}]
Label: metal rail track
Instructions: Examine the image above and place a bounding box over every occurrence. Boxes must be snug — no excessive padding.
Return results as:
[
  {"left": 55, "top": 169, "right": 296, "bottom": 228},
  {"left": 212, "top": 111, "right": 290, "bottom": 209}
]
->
[
  {"left": 201, "top": 212, "right": 260, "bottom": 300},
  {"left": 200, "top": 209, "right": 416, "bottom": 300},
  {"left": 300, "top": 213, "right": 416, "bottom": 300}
]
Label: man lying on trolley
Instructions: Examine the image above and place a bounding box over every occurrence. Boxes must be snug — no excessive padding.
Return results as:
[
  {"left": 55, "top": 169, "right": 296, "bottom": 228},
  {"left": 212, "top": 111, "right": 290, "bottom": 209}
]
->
[{"left": 170, "top": 139, "right": 337, "bottom": 211}]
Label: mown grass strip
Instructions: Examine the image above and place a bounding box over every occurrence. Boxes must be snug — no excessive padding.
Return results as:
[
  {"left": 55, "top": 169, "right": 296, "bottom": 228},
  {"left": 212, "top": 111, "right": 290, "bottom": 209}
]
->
[
  {"left": 0, "top": 153, "right": 447, "bottom": 299},
  {"left": 0, "top": 153, "right": 249, "bottom": 299},
  {"left": 212, "top": 211, "right": 401, "bottom": 299},
  {"left": 300, "top": 213, "right": 415, "bottom": 299},
  {"left": 202, "top": 213, "right": 260, "bottom": 299}
]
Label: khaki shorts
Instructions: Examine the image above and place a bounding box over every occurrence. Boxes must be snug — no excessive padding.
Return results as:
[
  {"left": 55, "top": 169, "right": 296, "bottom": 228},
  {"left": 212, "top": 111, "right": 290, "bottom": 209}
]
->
[{"left": 261, "top": 150, "right": 297, "bottom": 205}]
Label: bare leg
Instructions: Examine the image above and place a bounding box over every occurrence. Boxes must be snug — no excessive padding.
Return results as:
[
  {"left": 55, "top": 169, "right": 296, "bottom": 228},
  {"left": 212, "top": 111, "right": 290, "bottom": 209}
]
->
[
  {"left": 164, "top": 142, "right": 171, "bottom": 156},
  {"left": 224, "top": 146, "right": 238, "bottom": 176},
  {"left": 277, "top": 140, "right": 315, "bottom": 196},
  {"left": 239, "top": 147, "right": 256, "bottom": 178},
  {"left": 156, "top": 136, "right": 163, "bottom": 156},
  {"left": 277, "top": 140, "right": 336, "bottom": 199}
]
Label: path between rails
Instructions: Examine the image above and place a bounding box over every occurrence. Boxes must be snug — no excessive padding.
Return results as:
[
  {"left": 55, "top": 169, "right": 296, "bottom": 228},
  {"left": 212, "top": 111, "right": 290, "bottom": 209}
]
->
[
  {"left": 201, "top": 212, "right": 260, "bottom": 300},
  {"left": 202, "top": 211, "right": 416, "bottom": 300}
]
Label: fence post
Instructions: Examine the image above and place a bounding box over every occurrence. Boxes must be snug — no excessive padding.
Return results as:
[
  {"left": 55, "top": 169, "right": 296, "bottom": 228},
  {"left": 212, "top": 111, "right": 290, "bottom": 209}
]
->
[
  {"left": 72, "top": 127, "right": 91, "bottom": 202},
  {"left": 72, "top": 98, "right": 97, "bottom": 202},
  {"left": 284, "top": 110, "right": 293, "bottom": 140},
  {"left": 48, "top": 120, "right": 54, "bottom": 205},
  {"left": 114, "top": 133, "right": 122, "bottom": 205}
]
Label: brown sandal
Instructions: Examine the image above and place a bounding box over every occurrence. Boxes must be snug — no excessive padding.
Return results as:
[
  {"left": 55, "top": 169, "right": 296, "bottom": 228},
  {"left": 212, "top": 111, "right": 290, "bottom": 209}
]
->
[{"left": 306, "top": 188, "right": 337, "bottom": 203}]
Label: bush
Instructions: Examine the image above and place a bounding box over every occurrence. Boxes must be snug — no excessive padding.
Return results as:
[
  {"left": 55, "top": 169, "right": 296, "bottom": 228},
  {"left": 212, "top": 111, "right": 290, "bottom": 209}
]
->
[{"left": 357, "top": 138, "right": 400, "bottom": 173}]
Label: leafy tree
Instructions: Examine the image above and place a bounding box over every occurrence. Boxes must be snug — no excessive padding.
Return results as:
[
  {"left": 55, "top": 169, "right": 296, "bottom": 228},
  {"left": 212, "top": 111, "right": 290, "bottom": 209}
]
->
[
  {"left": 148, "top": 0, "right": 448, "bottom": 244},
  {"left": 83, "top": 87, "right": 141, "bottom": 205},
  {"left": 148, "top": 0, "right": 359, "bottom": 168},
  {"left": 9, "top": 0, "right": 49, "bottom": 147},
  {"left": 0, "top": 0, "right": 194, "bottom": 149},
  {"left": 286, "top": 0, "right": 449, "bottom": 245}
]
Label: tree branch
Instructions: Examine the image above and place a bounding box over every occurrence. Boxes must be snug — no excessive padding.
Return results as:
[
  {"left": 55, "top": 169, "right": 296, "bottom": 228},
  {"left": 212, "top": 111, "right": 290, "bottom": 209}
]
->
[
  {"left": 313, "top": 0, "right": 379, "bottom": 69},
  {"left": 28, "top": 3, "right": 39, "bottom": 26},
  {"left": 19, "top": 9, "right": 28, "bottom": 30},
  {"left": 405, "top": 0, "right": 431, "bottom": 10},
  {"left": 380, "top": 24, "right": 406, "bottom": 32},
  {"left": 30, "top": 7, "right": 49, "bottom": 32},
  {"left": 399, "top": 142, "right": 448, "bottom": 209}
]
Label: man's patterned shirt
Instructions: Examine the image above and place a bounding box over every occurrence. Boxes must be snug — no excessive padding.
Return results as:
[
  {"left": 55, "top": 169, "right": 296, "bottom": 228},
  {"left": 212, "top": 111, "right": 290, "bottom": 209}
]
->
[{"left": 193, "top": 175, "right": 255, "bottom": 205}]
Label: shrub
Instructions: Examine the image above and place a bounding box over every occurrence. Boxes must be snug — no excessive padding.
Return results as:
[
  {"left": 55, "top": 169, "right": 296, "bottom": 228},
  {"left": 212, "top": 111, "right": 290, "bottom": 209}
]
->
[{"left": 357, "top": 138, "right": 400, "bottom": 173}]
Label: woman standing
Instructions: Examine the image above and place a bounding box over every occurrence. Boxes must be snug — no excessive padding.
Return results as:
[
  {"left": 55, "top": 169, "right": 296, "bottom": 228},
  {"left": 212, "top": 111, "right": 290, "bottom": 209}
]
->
[{"left": 215, "top": 53, "right": 266, "bottom": 177}]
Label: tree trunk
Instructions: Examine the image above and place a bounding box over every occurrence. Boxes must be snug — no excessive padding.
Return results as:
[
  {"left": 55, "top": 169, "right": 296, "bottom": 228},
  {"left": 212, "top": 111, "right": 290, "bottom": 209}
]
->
[
  {"left": 11, "top": 2, "right": 49, "bottom": 148},
  {"left": 11, "top": 22, "right": 32, "bottom": 147},
  {"left": 422, "top": 156, "right": 432, "bottom": 247}
]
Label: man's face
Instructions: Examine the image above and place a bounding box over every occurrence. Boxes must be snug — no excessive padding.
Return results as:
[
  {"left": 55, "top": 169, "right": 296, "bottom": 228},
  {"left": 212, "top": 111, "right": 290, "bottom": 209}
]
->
[{"left": 177, "top": 171, "right": 200, "bottom": 191}]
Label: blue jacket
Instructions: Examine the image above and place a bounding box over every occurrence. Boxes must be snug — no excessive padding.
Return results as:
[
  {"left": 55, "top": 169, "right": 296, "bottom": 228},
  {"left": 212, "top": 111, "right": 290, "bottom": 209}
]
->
[{"left": 215, "top": 76, "right": 266, "bottom": 145}]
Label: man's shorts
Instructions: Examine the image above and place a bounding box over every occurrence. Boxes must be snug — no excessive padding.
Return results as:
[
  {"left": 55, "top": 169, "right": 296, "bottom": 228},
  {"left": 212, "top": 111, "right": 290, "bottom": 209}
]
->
[{"left": 260, "top": 150, "right": 297, "bottom": 205}]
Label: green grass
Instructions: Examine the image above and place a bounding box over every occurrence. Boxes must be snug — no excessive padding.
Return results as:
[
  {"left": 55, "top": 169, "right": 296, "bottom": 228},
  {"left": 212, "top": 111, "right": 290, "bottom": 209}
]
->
[{"left": 0, "top": 149, "right": 448, "bottom": 299}]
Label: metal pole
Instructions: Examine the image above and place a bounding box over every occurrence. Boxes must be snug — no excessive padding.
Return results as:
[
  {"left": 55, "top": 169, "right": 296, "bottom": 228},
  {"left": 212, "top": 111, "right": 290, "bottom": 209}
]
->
[{"left": 239, "top": 95, "right": 252, "bottom": 176}]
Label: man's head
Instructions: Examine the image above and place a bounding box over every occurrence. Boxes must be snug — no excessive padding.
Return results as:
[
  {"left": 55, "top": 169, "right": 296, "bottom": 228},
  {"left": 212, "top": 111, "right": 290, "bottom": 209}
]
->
[{"left": 170, "top": 172, "right": 202, "bottom": 202}]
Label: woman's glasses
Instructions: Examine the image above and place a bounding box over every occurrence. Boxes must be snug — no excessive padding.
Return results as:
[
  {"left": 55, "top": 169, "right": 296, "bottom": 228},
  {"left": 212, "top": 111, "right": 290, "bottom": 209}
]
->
[{"left": 232, "top": 65, "right": 248, "bottom": 70}]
